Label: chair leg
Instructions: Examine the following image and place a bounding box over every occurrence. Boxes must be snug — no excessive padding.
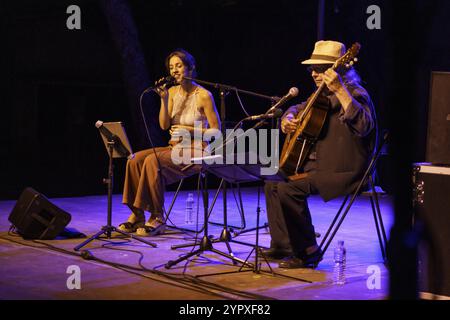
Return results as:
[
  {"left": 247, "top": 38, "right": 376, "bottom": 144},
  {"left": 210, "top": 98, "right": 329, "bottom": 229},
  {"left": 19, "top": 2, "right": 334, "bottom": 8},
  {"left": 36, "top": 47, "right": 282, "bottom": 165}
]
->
[
  {"left": 368, "top": 175, "right": 388, "bottom": 261},
  {"left": 164, "top": 178, "right": 184, "bottom": 221},
  {"left": 320, "top": 187, "right": 389, "bottom": 261},
  {"left": 235, "top": 183, "right": 247, "bottom": 230},
  {"left": 164, "top": 174, "right": 208, "bottom": 234},
  {"left": 320, "top": 191, "right": 361, "bottom": 256},
  {"left": 319, "top": 194, "right": 349, "bottom": 250},
  {"left": 208, "top": 181, "right": 247, "bottom": 231},
  {"left": 369, "top": 194, "right": 386, "bottom": 261}
]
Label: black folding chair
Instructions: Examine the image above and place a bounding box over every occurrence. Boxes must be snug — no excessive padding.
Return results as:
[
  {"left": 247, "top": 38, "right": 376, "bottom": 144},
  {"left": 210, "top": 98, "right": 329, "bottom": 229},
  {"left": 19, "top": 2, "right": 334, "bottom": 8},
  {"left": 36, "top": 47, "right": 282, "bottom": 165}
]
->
[
  {"left": 163, "top": 174, "right": 205, "bottom": 234},
  {"left": 319, "top": 131, "right": 389, "bottom": 262}
]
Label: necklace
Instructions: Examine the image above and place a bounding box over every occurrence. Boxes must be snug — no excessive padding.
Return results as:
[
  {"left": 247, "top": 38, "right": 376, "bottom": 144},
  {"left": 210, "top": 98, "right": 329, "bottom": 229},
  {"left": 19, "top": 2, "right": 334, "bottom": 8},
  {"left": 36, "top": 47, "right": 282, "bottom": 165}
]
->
[{"left": 181, "top": 86, "right": 197, "bottom": 98}]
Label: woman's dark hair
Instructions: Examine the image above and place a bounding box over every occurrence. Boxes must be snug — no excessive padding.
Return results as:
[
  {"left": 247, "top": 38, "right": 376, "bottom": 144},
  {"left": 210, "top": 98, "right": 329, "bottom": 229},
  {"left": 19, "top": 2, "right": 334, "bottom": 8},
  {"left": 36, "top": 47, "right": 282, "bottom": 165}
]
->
[{"left": 165, "top": 49, "right": 197, "bottom": 77}]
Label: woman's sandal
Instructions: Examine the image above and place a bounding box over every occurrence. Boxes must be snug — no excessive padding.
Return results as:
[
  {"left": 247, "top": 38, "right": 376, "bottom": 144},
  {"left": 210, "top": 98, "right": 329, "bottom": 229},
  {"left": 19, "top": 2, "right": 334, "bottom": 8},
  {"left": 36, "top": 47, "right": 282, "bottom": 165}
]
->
[
  {"left": 136, "top": 218, "right": 166, "bottom": 237},
  {"left": 118, "top": 220, "right": 145, "bottom": 233}
]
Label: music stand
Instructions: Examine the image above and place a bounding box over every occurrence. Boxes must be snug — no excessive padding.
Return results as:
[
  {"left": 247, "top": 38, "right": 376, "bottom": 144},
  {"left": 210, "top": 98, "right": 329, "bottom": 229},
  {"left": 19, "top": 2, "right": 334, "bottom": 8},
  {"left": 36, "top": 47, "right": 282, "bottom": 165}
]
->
[
  {"left": 192, "top": 158, "right": 310, "bottom": 282},
  {"left": 74, "top": 121, "right": 157, "bottom": 251}
]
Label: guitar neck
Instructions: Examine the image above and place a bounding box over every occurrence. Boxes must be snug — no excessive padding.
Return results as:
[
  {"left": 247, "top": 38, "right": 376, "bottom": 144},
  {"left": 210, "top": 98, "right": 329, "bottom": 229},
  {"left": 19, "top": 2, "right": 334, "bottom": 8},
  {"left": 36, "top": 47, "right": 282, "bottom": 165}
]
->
[{"left": 297, "top": 81, "right": 326, "bottom": 123}]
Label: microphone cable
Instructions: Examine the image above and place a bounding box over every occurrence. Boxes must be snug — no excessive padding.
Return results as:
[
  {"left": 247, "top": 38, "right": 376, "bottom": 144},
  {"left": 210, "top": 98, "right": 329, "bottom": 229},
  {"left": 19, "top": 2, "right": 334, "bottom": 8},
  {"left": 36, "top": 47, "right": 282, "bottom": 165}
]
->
[
  {"left": 138, "top": 86, "right": 171, "bottom": 223},
  {"left": 138, "top": 84, "right": 202, "bottom": 233},
  {"left": 233, "top": 88, "right": 250, "bottom": 117}
]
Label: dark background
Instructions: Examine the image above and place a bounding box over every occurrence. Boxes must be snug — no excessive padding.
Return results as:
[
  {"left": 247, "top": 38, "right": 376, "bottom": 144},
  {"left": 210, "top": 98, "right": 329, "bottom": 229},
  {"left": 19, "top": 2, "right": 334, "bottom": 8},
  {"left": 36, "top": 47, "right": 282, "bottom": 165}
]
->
[{"left": 1, "top": 0, "right": 449, "bottom": 200}]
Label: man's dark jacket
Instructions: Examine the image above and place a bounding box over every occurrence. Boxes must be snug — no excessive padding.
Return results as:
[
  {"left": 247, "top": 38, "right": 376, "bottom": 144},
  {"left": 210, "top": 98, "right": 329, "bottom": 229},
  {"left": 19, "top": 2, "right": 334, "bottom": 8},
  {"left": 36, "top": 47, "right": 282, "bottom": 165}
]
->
[{"left": 283, "top": 85, "right": 376, "bottom": 201}]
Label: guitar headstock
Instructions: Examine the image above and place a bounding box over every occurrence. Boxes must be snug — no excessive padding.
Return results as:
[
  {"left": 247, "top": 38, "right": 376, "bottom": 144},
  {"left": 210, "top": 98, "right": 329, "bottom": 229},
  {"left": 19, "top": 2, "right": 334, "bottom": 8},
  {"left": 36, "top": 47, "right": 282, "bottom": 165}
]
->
[{"left": 334, "top": 42, "right": 361, "bottom": 70}]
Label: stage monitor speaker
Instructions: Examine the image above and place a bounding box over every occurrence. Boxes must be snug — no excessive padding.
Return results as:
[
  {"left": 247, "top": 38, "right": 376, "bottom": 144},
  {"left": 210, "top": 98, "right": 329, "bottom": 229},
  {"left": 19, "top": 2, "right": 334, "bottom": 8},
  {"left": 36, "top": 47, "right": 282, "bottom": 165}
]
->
[
  {"left": 8, "top": 187, "right": 71, "bottom": 240},
  {"left": 413, "top": 164, "right": 450, "bottom": 299},
  {"left": 426, "top": 71, "right": 450, "bottom": 165}
]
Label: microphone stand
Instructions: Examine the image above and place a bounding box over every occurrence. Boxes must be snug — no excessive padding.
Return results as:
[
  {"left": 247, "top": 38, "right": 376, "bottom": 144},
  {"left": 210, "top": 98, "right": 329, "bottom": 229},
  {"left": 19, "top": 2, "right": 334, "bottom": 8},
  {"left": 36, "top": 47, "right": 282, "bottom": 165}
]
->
[
  {"left": 177, "top": 77, "right": 281, "bottom": 259},
  {"left": 183, "top": 76, "right": 281, "bottom": 103}
]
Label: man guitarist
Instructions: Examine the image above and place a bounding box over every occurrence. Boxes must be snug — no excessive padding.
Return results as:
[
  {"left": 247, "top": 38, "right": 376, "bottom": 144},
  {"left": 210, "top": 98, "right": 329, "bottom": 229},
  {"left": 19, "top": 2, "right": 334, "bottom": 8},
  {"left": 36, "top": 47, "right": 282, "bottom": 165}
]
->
[{"left": 264, "top": 40, "right": 376, "bottom": 268}]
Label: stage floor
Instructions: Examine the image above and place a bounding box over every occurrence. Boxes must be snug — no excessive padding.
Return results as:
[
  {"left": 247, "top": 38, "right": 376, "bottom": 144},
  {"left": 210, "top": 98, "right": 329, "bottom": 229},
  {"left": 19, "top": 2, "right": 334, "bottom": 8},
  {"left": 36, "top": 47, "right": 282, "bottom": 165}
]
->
[{"left": 0, "top": 187, "right": 393, "bottom": 300}]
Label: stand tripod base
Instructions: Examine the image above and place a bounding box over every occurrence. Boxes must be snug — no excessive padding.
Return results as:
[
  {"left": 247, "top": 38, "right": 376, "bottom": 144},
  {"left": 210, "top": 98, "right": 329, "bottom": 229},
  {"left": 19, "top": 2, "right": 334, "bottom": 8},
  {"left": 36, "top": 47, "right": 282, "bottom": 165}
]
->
[
  {"left": 194, "top": 246, "right": 312, "bottom": 282},
  {"left": 231, "top": 222, "right": 269, "bottom": 237},
  {"left": 74, "top": 225, "right": 157, "bottom": 251},
  {"left": 164, "top": 235, "right": 253, "bottom": 269},
  {"left": 170, "top": 227, "right": 259, "bottom": 267},
  {"left": 171, "top": 228, "right": 265, "bottom": 250}
]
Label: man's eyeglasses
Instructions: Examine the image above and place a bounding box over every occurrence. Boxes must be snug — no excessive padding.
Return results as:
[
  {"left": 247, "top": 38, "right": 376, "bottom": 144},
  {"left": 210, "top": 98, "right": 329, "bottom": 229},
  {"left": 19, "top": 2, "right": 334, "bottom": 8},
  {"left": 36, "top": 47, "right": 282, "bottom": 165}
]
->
[{"left": 307, "top": 65, "right": 333, "bottom": 74}]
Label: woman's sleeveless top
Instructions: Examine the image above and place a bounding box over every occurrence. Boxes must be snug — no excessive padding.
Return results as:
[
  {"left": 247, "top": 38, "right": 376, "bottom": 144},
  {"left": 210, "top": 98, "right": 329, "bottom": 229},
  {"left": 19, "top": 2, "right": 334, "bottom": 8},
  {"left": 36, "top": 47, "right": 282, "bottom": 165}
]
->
[{"left": 170, "top": 86, "right": 208, "bottom": 128}]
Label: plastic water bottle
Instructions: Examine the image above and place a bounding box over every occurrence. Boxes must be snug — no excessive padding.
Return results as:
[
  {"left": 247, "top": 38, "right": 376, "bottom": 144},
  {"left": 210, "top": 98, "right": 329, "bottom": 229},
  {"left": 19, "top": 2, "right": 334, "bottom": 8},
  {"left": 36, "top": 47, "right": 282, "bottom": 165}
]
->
[
  {"left": 333, "top": 240, "right": 346, "bottom": 285},
  {"left": 185, "top": 193, "right": 194, "bottom": 224}
]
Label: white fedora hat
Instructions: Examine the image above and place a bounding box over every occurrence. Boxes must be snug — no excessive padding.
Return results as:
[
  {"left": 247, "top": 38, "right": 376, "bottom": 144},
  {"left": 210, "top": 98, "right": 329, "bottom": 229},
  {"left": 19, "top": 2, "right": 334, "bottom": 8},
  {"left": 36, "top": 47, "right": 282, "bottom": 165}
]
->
[{"left": 301, "top": 40, "right": 346, "bottom": 65}]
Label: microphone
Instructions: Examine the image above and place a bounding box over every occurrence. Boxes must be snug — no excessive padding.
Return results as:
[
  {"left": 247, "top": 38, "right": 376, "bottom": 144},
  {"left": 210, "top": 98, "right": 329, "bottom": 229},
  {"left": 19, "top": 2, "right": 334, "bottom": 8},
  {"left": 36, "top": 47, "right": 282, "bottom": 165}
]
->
[
  {"left": 155, "top": 75, "right": 177, "bottom": 88},
  {"left": 143, "top": 76, "right": 177, "bottom": 93},
  {"left": 245, "top": 108, "right": 283, "bottom": 121},
  {"left": 267, "top": 87, "right": 299, "bottom": 112}
]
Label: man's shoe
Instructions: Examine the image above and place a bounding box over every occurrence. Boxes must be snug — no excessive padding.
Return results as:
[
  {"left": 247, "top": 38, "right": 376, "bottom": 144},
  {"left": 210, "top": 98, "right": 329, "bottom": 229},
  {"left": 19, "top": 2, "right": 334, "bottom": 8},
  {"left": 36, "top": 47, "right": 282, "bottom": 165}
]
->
[
  {"left": 301, "top": 248, "right": 323, "bottom": 268},
  {"left": 278, "top": 249, "right": 323, "bottom": 269},
  {"left": 278, "top": 256, "right": 305, "bottom": 269},
  {"left": 259, "top": 247, "right": 293, "bottom": 260}
]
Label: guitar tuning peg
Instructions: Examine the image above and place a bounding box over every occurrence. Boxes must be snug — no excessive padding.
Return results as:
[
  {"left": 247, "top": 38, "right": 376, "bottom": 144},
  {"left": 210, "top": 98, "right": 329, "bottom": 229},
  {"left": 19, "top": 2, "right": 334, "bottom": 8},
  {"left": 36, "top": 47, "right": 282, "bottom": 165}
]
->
[
  {"left": 349, "top": 61, "right": 354, "bottom": 66},
  {"left": 354, "top": 57, "right": 358, "bottom": 62},
  {"left": 345, "top": 63, "right": 350, "bottom": 68}
]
